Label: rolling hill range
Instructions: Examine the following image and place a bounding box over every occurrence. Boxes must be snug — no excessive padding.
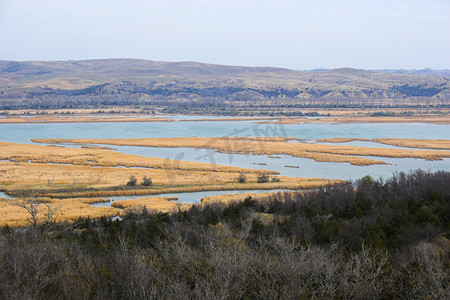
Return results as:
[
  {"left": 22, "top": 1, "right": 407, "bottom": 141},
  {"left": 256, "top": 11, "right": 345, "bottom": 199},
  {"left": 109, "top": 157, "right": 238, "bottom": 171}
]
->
[{"left": 0, "top": 59, "right": 448, "bottom": 110}]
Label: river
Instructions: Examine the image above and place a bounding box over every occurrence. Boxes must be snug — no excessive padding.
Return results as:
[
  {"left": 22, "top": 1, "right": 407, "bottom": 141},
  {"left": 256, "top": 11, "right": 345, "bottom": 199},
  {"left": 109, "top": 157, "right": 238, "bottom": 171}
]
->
[{"left": 0, "top": 117, "right": 448, "bottom": 203}]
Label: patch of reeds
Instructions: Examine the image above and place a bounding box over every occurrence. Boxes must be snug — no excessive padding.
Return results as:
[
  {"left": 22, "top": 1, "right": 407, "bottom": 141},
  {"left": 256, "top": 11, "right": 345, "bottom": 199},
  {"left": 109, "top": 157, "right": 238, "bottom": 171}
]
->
[
  {"left": 0, "top": 198, "right": 119, "bottom": 227},
  {"left": 0, "top": 116, "right": 173, "bottom": 124},
  {"left": 32, "top": 178, "right": 340, "bottom": 198},
  {"left": 112, "top": 197, "right": 184, "bottom": 212},
  {"left": 31, "top": 137, "right": 450, "bottom": 165}
]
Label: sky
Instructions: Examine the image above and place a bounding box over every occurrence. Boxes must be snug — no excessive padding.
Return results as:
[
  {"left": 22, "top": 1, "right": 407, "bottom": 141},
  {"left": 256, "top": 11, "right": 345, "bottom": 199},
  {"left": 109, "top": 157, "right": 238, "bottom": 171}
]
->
[{"left": 0, "top": 0, "right": 449, "bottom": 70}]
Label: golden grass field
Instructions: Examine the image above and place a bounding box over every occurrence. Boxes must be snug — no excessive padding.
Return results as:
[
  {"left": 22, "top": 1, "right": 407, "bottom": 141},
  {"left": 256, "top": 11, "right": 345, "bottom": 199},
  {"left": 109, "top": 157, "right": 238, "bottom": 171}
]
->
[
  {"left": 0, "top": 115, "right": 172, "bottom": 124},
  {"left": 32, "top": 137, "right": 450, "bottom": 165},
  {"left": 0, "top": 141, "right": 271, "bottom": 173},
  {"left": 36, "top": 178, "right": 334, "bottom": 199},
  {"left": 0, "top": 157, "right": 334, "bottom": 197},
  {"left": 0, "top": 140, "right": 341, "bottom": 226},
  {"left": 258, "top": 115, "right": 450, "bottom": 125},
  {"left": 318, "top": 138, "right": 450, "bottom": 150},
  {"left": 0, "top": 189, "right": 317, "bottom": 227},
  {"left": 111, "top": 197, "right": 185, "bottom": 213},
  {"left": 0, "top": 197, "right": 120, "bottom": 227},
  {"left": 0, "top": 175, "right": 337, "bottom": 227},
  {"left": 179, "top": 117, "right": 278, "bottom": 122},
  {"left": 373, "top": 138, "right": 450, "bottom": 150},
  {"left": 1, "top": 130, "right": 448, "bottom": 227}
]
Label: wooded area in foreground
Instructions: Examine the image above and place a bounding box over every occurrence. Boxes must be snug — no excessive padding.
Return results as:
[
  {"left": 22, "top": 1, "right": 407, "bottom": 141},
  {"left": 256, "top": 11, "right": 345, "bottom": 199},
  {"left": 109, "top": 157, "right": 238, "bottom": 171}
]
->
[{"left": 0, "top": 169, "right": 448, "bottom": 299}]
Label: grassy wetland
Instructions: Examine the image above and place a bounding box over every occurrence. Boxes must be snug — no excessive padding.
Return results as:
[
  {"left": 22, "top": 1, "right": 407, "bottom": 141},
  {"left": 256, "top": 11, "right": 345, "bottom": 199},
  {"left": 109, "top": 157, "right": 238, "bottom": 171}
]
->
[
  {"left": 0, "top": 58, "right": 449, "bottom": 298},
  {"left": 0, "top": 139, "right": 341, "bottom": 226},
  {"left": 318, "top": 138, "right": 450, "bottom": 150},
  {"left": 258, "top": 114, "right": 450, "bottom": 125},
  {"left": 1, "top": 114, "right": 447, "bottom": 300},
  {"left": 33, "top": 136, "right": 450, "bottom": 165},
  {"left": 0, "top": 197, "right": 120, "bottom": 227},
  {"left": 0, "top": 109, "right": 449, "bottom": 125},
  {"left": 1, "top": 132, "right": 448, "bottom": 226}
]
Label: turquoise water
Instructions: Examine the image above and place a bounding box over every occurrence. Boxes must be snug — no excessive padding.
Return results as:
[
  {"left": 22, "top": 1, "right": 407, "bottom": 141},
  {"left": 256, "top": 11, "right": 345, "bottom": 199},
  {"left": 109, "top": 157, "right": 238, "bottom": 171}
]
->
[
  {"left": 0, "top": 119, "right": 448, "bottom": 182},
  {"left": 1, "top": 120, "right": 449, "bottom": 144}
]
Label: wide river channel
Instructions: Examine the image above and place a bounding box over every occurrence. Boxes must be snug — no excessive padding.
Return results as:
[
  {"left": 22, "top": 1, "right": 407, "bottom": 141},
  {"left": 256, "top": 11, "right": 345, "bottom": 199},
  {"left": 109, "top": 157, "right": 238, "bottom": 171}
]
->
[{"left": 1, "top": 116, "right": 448, "bottom": 204}]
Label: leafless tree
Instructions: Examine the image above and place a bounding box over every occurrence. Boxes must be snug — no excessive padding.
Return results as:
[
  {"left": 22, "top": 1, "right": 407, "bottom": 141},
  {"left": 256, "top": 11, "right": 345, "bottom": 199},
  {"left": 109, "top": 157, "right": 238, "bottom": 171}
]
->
[{"left": 7, "top": 195, "right": 58, "bottom": 229}]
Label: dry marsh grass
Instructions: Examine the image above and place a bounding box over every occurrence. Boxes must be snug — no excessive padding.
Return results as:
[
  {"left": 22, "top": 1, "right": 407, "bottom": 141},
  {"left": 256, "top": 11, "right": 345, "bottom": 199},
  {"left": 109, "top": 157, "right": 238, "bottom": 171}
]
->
[
  {"left": 32, "top": 137, "right": 384, "bottom": 165},
  {"left": 33, "top": 177, "right": 338, "bottom": 198},
  {"left": 179, "top": 117, "right": 278, "bottom": 122},
  {"left": 0, "top": 141, "right": 270, "bottom": 173},
  {"left": 81, "top": 145, "right": 116, "bottom": 150},
  {"left": 4, "top": 133, "right": 446, "bottom": 226},
  {"left": 0, "top": 198, "right": 119, "bottom": 227},
  {"left": 374, "top": 138, "right": 450, "bottom": 150},
  {"left": 201, "top": 191, "right": 285, "bottom": 205},
  {"left": 0, "top": 160, "right": 276, "bottom": 196},
  {"left": 317, "top": 138, "right": 370, "bottom": 143},
  {"left": 112, "top": 197, "right": 186, "bottom": 213},
  {"left": 0, "top": 142, "right": 334, "bottom": 198},
  {"left": 0, "top": 116, "right": 173, "bottom": 124},
  {"left": 33, "top": 137, "right": 450, "bottom": 165},
  {"left": 318, "top": 138, "right": 450, "bottom": 150},
  {"left": 0, "top": 177, "right": 338, "bottom": 227},
  {"left": 259, "top": 115, "right": 450, "bottom": 125}
]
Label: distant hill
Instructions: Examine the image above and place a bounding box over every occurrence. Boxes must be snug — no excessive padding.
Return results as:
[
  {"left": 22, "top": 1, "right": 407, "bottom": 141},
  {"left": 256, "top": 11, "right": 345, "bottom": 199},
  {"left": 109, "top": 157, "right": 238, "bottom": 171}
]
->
[
  {"left": 0, "top": 59, "right": 448, "bottom": 110},
  {"left": 374, "top": 69, "right": 450, "bottom": 77}
]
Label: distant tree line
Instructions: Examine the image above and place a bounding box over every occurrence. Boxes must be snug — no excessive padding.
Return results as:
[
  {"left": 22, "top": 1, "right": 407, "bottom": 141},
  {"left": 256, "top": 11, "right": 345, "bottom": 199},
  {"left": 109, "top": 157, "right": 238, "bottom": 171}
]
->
[{"left": 0, "top": 81, "right": 448, "bottom": 112}]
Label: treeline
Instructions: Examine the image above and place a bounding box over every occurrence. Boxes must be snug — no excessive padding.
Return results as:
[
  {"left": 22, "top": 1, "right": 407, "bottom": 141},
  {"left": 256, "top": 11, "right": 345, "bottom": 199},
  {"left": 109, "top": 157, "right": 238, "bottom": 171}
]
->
[
  {"left": 1, "top": 94, "right": 448, "bottom": 115},
  {"left": 0, "top": 170, "right": 448, "bottom": 299},
  {"left": 1, "top": 81, "right": 448, "bottom": 112}
]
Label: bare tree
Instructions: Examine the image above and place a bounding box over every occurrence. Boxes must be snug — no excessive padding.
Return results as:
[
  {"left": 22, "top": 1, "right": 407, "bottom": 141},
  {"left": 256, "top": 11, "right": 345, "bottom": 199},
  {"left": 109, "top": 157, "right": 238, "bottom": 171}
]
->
[{"left": 6, "top": 192, "right": 59, "bottom": 229}]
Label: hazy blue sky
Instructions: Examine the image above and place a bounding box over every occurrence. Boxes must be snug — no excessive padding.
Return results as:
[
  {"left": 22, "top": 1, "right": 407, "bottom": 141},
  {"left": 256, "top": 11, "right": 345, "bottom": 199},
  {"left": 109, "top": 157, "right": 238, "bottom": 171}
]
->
[{"left": 1, "top": 0, "right": 449, "bottom": 69}]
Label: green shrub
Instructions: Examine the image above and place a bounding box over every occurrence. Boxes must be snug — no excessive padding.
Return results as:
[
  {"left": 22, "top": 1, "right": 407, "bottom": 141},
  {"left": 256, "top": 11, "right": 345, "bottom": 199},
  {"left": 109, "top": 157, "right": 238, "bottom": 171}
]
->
[
  {"left": 126, "top": 175, "right": 137, "bottom": 186},
  {"left": 257, "top": 174, "right": 269, "bottom": 183},
  {"left": 141, "top": 176, "right": 152, "bottom": 186},
  {"left": 238, "top": 172, "right": 246, "bottom": 183}
]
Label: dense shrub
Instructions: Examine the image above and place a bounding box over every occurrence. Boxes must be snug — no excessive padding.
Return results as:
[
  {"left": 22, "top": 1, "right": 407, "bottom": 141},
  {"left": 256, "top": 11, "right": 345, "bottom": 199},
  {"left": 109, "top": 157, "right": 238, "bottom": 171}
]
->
[
  {"left": 257, "top": 173, "right": 269, "bottom": 183},
  {"left": 0, "top": 170, "right": 448, "bottom": 299},
  {"left": 126, "top": 175, "right": 137, "bottom": 186},
  {"left": 237, "top": 172, "right": 246, "bottom": 183},
  {"left": 141, "top": 175, "right": 152, "bottom": 186}
]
